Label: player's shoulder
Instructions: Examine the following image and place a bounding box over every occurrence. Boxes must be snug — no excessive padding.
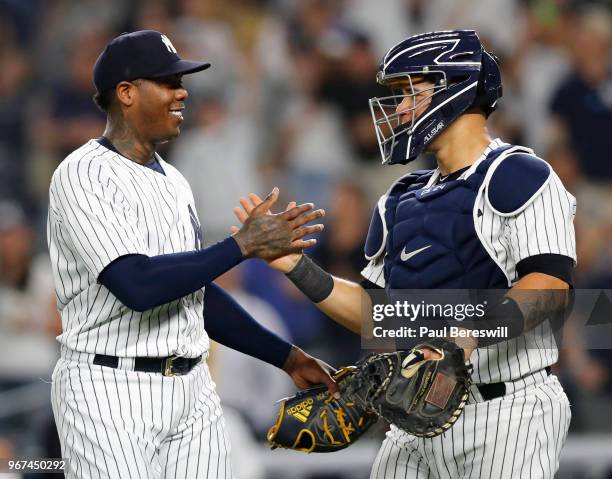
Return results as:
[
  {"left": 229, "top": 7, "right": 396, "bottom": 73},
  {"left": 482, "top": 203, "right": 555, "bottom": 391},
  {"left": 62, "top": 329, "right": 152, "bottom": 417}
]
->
[
  {"left": 157, "top": 158, "right": 191, "bottom": 188},
  {"left": 53, "top": 140, "right": 108, "bottom": 173},
  {"left": 157, "top": 157, "right": 179, "bottom": 176},
  {"left": 51, "top": 140, "right": 112, "bottom": 187},
  {"left": 485, "top": 147, "right": 552, "bottom": 216}
]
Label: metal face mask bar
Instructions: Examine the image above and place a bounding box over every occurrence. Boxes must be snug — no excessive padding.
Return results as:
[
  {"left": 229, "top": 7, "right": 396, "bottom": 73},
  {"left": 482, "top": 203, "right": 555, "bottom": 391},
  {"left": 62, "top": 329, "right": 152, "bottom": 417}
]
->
[{"left": 369, "top": 71, "right": 448, "bottom": 164}]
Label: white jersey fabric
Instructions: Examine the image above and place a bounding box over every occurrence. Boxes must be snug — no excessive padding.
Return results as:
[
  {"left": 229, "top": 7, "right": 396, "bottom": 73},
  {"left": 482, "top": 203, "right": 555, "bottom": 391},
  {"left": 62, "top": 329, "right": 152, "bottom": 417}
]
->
[{"left": 48, "top": 139, "right": 209, "bottom": 358}]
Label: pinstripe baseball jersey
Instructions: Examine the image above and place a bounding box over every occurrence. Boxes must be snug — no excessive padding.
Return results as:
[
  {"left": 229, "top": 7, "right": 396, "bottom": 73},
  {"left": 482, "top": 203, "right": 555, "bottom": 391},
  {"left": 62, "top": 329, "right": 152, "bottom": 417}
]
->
[
  {"left": 47, "top": 139, "right": 209, "bottom": 358},
  {"left": 361, "top": 138, "right": 577, "bottom": 384}
]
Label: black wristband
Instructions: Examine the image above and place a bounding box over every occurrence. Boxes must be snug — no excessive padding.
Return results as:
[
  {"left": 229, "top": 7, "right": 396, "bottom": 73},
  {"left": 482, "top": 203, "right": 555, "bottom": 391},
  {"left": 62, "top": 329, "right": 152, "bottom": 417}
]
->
[{"left": 285, "top": 255, "right": 334, "bottom": 303}]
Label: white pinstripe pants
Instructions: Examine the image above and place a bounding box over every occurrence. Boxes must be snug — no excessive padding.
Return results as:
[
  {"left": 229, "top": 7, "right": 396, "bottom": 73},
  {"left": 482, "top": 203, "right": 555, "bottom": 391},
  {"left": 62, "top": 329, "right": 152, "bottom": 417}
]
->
[
  {"left": 51, "top": 356, "right": 233, "bottom": 479},
  {"left": 370, "top": 373, "right": 570, "bottom": 479}
]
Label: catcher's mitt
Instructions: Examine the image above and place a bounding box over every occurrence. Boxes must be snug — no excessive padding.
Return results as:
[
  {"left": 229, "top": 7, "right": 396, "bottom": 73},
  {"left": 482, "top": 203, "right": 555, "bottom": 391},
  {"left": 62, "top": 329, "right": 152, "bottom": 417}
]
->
[
  {"left": 267, "top": 367, "right": 378, "bottom": 453},
  {"left": 360, "top": 338, "right": 472, "bottom": 437}
]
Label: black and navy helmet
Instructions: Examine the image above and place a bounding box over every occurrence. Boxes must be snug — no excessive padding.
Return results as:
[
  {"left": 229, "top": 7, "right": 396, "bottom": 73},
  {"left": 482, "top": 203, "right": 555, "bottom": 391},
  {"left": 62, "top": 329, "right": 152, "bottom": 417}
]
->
[{"left": 369, "top": 30, "right": 502, "bottom": 165}]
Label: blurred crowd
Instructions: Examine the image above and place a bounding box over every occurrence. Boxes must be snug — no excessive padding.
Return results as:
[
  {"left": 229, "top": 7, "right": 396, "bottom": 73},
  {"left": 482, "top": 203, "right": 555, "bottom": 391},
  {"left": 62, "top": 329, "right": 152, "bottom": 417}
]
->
[{"left": 0, "top": 0, "right": 611, "bottom": 473}]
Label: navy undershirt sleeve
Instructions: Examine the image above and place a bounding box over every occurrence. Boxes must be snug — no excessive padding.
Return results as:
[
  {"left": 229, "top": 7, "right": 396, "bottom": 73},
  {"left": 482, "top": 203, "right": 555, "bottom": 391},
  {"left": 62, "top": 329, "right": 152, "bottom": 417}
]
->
[
  {"left": 204, "top": 282, "right": 293, "bottom": 369},
  {"left": 98, "top": 237, "right": 243, "bottom": 312}
]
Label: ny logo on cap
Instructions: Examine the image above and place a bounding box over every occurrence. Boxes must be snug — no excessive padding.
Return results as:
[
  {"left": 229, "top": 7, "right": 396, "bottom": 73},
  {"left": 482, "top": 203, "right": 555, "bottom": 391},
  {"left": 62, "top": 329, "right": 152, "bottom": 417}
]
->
[{"left": 160, "top": 34, "right": 177, "bottom": 54}]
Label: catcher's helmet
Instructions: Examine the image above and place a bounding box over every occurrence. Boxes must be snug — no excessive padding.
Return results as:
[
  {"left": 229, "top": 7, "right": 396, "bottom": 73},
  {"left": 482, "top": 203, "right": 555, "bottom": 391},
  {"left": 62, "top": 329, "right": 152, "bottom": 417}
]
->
[{"left": 369, "top": 30, "right": 502, "bottom": 165}]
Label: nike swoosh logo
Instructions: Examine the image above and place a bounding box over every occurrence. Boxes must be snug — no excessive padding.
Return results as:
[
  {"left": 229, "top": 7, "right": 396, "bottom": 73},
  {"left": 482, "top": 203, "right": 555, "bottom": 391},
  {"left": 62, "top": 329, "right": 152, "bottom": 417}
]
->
[{"left": 400, "top": 245, "right": 432, "bottom": 262}]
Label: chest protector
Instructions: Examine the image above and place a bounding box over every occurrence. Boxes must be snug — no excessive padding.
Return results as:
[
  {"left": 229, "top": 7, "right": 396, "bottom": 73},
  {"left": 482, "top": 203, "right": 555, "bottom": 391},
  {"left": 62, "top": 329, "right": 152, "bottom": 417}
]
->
[{"left": 367, "top": 145, "right": 532, "bottom": 290}]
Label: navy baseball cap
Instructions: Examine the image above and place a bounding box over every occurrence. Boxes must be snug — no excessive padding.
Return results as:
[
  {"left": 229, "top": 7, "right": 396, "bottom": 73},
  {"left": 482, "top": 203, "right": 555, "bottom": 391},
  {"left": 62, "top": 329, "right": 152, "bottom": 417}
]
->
[{"left": 93, "top": 30, "right": 210, "bottom": 92}]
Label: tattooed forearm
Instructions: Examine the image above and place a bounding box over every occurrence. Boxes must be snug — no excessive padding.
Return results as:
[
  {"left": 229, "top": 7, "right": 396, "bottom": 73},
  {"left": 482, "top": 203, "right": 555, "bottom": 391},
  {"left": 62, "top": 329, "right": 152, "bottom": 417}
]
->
[{"left": 513, "top": 290, "right": 567, "bottom": 332}]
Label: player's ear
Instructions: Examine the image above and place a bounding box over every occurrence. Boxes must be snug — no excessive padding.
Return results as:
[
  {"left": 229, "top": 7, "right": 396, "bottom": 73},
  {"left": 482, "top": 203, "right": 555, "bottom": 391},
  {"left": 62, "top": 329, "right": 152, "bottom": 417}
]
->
[{"left": 115, "top": 81, "right": 137, "bottom": 107}]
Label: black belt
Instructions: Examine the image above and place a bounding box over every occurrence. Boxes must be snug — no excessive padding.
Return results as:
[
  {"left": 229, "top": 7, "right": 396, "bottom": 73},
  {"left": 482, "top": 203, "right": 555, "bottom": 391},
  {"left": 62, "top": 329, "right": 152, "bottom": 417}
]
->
[
  {"left": 93, "top": 354, "right": 202, "bottom": 377},
  {"left": 476, "top": 366, "right": 551, "bottom": 401}
]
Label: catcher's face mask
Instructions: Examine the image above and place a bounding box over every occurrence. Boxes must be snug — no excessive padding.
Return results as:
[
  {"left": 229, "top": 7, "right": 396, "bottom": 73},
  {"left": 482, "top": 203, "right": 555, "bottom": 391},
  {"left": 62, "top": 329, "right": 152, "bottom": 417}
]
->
[{"left": 369, "top": 73, "right": 446, "bottom": 165}]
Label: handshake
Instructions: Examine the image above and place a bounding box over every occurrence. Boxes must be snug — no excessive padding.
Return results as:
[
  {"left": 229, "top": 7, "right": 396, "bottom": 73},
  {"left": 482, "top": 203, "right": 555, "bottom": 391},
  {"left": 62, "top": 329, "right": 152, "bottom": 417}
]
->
[{"left": 230, "top": 187, "right": 323, "bottom": 266}]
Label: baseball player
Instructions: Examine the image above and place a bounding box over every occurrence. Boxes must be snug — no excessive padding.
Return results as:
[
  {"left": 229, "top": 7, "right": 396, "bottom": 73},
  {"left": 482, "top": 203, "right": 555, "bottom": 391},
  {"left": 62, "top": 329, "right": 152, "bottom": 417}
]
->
[
  {"left": 47, "top": 30, "right": 338, "bottom": 479},
  {"left": 235, "top": 30, "right": 576, "bottom": 478}
]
